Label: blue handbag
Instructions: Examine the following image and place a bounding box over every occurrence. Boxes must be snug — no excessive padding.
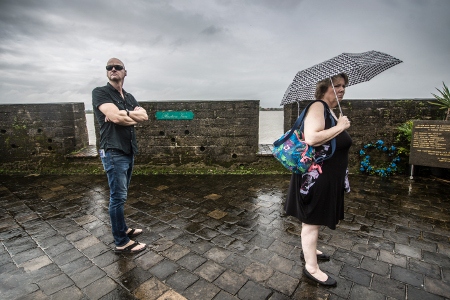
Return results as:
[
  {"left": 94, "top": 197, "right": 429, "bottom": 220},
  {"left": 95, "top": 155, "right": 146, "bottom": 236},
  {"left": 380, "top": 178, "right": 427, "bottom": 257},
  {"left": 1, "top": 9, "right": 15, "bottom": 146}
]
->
[{"left": 272, "top": 100, "right": 336, "bottom": 174}]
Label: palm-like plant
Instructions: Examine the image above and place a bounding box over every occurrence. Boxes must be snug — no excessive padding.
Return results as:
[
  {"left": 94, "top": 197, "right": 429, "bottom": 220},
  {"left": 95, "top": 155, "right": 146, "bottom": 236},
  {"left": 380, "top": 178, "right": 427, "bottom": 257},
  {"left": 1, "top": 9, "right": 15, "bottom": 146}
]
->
[{"left": 430, "top": 82, "right": 450, "bottom": 121}]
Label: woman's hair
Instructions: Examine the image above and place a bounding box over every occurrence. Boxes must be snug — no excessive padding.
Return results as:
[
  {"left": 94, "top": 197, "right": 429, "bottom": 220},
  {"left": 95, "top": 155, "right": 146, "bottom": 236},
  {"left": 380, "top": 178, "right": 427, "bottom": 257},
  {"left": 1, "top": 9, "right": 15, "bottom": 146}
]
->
[{"left": 314, "top": 73, "right": 349, "bottom": 100}]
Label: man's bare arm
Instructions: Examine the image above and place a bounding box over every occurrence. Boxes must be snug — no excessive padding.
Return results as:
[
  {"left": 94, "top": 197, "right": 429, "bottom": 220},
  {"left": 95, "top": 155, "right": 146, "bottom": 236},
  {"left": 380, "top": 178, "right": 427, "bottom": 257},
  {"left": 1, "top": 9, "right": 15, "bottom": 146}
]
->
[
  {"left": 98, "top": 103, "right": 137, "bottom": 126},
  {"left": 128, "top": 106, "right": 148, "bottom": 122}
]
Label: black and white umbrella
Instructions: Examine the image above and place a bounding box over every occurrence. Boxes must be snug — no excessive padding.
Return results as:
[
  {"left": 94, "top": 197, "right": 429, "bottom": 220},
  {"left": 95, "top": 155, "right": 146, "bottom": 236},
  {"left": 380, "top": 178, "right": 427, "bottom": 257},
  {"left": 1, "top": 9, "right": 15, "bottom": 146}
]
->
[{"left": 280, "top": 50, "right": 403, "bottom": 113}]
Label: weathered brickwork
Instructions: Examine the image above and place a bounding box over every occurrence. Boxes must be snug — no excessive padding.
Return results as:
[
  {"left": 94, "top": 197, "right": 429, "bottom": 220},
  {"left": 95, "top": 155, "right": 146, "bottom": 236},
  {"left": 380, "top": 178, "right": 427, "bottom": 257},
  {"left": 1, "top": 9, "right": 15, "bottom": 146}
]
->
[
  {"left": 0, "top": 99, "right": 445, "bottom": 172},
  {"left": 285, "top": 99, "right": 444, "bottom": 171},
  {"left": 0, "top": 103, "right": 88, "bottom": 163},
  {"left": 94, "top": 100, "right": 260, "bottom": 165}
]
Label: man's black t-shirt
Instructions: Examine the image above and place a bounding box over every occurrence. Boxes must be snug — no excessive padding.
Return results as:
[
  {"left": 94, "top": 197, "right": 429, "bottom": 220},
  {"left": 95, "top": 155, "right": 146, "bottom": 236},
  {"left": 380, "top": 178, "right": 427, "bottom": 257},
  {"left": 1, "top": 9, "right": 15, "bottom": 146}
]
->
[{"left": 92, "top": 83, "right": 140, "bottom": 155}]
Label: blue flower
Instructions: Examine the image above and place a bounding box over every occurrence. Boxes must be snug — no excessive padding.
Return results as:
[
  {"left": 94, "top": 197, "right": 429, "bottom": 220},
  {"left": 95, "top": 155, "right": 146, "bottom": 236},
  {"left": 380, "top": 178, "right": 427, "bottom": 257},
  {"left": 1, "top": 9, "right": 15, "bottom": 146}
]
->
[{"left": 359, "top": 140, "right": 399, "bottom": 177}]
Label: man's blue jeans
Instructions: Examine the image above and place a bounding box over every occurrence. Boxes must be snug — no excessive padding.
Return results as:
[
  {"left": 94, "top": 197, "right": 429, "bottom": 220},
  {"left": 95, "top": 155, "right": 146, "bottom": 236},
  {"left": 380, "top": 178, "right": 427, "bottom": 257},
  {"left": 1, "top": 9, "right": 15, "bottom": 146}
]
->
[{"left": 101, "top": 150, "right": 134, "bottom": 247}]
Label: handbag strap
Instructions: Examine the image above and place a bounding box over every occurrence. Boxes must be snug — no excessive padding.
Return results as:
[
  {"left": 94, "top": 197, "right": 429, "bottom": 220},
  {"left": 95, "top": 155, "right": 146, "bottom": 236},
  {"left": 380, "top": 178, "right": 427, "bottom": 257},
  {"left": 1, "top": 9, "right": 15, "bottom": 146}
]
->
[
  {"left": 273, "top": 100, "right": 337, "bottom": 163},
  {"left": 273, "top": 101, "right": 314, "bottom": 147}
]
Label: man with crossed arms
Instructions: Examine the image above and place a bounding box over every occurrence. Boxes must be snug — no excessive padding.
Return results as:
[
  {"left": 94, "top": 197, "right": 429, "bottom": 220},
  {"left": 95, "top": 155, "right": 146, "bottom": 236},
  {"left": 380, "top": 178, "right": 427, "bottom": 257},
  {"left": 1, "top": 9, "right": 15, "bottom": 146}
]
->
[{"left": 92, "top": 58, "right": 148, "bottom": 253}]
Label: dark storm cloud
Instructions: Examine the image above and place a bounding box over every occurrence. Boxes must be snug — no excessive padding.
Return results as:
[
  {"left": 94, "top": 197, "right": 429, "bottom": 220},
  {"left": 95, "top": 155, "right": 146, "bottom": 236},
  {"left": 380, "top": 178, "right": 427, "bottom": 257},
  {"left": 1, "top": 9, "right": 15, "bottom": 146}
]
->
[
  {"left": 0, "top": 0, "right": 215, "bottom": 47},
  {"left": 218, "top": 0, "right": 303, "bottom": 10},
  {"left": 201, "top": 25, "right": 225, "bottom": 36},
  {"left": 0, "top": 0, "right": 449, "bottom": 108}
]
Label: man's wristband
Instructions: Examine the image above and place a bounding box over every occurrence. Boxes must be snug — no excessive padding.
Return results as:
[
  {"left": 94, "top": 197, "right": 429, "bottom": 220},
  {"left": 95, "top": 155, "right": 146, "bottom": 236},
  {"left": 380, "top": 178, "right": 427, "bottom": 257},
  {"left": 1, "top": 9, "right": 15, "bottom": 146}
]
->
[{"left": 126, "top": 109, "right": 130, "bottom": 116}]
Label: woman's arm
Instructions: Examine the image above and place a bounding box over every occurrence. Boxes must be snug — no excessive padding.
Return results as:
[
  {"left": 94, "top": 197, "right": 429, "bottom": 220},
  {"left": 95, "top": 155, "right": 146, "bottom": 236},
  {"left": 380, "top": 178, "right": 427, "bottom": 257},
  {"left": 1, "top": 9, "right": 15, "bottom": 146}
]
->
[{"left": 303, "top": 102, "right": 350, "bottom": 147}]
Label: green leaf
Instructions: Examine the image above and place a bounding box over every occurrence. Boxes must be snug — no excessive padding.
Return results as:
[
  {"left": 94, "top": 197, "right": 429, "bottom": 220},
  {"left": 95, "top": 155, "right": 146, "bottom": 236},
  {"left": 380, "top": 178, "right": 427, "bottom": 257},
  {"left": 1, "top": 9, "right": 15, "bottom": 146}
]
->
[{"left": 429, "top": 82, "right": 450, "bottom": 120}]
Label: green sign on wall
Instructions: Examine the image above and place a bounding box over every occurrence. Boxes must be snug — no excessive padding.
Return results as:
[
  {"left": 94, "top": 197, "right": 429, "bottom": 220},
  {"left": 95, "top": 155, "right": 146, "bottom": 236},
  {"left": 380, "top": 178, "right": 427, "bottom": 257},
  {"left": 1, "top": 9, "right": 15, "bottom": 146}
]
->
[{"left": 155, "top": 111, "right": 194, "bottom": 120}]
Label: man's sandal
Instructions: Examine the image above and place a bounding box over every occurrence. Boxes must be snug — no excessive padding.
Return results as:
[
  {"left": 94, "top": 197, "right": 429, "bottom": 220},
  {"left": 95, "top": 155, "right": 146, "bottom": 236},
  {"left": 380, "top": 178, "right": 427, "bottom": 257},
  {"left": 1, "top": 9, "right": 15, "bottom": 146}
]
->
[
  {"left": 114, "top": 241, "right": 146, "bottom": 254},
  {"left": 126, "top": 228, "right": 143, "bottom": 238}
]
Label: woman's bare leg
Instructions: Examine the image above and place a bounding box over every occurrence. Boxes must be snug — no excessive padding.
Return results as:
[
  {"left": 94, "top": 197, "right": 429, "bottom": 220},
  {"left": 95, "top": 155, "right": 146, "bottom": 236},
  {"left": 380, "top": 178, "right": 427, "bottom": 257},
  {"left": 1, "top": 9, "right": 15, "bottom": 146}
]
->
[{"left": 301, "top": 223, "right": 328, "bottom": 281}]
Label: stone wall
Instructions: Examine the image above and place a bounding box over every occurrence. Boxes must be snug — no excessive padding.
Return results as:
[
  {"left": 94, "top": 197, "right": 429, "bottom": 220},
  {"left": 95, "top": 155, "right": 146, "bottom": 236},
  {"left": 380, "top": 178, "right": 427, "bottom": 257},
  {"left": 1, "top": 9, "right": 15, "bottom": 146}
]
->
[
  {"left": 93, "top": 100, "right": 261, "bottom": 166},
  {"left": 1, "top": 99, "right": 445, "bottom": 173},
  {"left": 0, "top": 103, "right": 88, "bottom": 164},
  {"left": 284, "top": 99, "right": 444, "bottom": 170}
]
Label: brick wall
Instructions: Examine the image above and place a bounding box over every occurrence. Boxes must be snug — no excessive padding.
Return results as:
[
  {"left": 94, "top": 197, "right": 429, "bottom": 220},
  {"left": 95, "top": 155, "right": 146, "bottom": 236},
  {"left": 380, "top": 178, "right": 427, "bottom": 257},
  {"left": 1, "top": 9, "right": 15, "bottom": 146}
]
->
[
  {"left": 0, "top": 99, "right": 445, "bottom": 172},
  {"left": 0, "top": 103, "right": 88, "bottom": 163},
  {"left": 93, "top": 100, "right": 260, "bottom": 165}
]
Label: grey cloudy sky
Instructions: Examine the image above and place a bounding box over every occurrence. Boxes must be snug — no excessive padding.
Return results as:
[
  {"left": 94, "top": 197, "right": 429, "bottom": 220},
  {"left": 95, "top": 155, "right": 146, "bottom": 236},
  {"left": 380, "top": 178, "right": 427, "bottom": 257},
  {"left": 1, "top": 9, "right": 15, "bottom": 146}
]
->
[{"left": 1, "top": 0, "right": 449, "bottom": 109}]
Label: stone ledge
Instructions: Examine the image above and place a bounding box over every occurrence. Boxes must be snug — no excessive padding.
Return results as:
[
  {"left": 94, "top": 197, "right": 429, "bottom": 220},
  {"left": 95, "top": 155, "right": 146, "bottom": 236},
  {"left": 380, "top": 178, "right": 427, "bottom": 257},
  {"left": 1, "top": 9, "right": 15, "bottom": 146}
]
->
[
  {"left": 257, "top": 144, "right": 273, "bottom": 156},
  {"left": 65, "top": 145, "right": 98, "bottom": 159}
]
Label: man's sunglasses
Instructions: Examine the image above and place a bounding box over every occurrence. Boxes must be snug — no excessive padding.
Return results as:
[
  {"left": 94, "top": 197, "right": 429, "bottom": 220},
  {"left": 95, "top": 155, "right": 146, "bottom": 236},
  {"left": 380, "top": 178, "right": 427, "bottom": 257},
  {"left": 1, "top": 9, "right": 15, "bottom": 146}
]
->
[{"left": 106, "top": 65, "right": 124, "bottom": 71}]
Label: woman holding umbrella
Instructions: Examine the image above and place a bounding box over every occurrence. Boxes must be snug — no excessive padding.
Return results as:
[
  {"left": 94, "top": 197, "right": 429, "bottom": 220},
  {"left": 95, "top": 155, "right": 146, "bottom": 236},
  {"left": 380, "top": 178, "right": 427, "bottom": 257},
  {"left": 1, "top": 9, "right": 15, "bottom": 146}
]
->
[
  {"left": 284, "top": 73, "right": 352, "bottom": 287},
  {"left": 281, "top": 51, "right": 401, "bottom": 286}
]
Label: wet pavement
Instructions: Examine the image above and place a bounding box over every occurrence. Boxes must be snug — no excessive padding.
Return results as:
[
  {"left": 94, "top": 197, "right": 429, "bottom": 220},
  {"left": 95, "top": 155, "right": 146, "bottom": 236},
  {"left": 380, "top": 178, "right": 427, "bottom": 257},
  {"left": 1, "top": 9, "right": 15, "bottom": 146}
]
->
[{"left": 0, "top": 174, "right": 449, "bottom": 300}]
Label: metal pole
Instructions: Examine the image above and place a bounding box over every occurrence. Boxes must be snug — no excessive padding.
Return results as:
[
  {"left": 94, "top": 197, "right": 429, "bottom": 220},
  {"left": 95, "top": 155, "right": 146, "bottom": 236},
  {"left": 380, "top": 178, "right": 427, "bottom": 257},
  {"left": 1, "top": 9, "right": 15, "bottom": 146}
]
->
[{"left": 330, "top": 77, "right": 343, "bottom": 116}]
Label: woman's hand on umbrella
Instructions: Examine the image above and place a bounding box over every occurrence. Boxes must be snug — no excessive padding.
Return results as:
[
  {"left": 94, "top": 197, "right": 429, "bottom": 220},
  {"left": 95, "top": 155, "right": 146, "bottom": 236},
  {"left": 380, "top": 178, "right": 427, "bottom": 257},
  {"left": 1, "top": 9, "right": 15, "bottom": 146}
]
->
[{"left": 337, "top": 114, "right": 351, "bottom": 130}]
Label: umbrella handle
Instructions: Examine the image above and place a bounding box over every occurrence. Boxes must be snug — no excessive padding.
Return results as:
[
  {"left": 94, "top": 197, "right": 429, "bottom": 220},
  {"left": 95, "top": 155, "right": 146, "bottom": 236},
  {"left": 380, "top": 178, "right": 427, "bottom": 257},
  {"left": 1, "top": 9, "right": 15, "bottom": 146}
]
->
[{"left": 330, "top": 77, "right": 344, "bottom": 116}]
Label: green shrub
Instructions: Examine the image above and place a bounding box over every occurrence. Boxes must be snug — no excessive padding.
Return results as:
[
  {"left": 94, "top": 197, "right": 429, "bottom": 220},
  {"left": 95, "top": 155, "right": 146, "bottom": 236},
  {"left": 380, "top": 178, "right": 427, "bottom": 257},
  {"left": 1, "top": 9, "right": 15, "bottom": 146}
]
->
[{"left": 395, "top": 120, "right": 414, "bottom": 156}]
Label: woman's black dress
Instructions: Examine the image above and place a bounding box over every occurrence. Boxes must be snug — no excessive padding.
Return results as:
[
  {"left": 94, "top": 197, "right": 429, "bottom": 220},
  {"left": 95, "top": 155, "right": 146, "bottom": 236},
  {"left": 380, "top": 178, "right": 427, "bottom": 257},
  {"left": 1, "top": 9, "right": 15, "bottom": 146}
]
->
[{"left": 284, "top": 107, "right": 352, "bottom": 230}]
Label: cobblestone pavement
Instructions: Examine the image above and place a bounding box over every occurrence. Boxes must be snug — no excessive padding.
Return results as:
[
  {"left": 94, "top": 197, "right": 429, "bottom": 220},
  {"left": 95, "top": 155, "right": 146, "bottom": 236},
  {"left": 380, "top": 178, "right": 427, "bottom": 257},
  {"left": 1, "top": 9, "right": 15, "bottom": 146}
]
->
[{"left": 0, "top": 174, "right": 449, "bottom": 300}]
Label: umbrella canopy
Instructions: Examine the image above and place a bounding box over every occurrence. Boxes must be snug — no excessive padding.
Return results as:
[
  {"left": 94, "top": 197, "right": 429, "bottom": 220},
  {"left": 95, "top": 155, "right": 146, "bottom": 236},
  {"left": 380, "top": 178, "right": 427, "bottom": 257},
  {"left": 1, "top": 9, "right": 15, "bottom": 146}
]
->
[{"left": 280, "top": 50, "right": 403, "bottom": 106}]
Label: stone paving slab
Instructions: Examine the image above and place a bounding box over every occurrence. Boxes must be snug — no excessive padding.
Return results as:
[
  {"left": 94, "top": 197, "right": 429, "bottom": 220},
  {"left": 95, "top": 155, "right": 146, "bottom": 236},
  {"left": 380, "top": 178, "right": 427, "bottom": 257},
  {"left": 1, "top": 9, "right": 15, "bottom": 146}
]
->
[{"left": 0, "top": 174, "right": 450, "bottom": 299}]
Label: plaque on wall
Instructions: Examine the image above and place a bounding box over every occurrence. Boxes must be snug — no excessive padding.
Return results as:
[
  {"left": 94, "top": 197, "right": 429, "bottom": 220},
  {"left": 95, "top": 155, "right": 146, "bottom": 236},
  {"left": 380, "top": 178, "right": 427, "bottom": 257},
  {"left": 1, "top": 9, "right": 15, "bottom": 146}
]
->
[
  {"left": 155, "top": 111, "right": 194, "bottom": 120},
  {"left": 409, "top": 120, "right": 450, "bottom": 168}
]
